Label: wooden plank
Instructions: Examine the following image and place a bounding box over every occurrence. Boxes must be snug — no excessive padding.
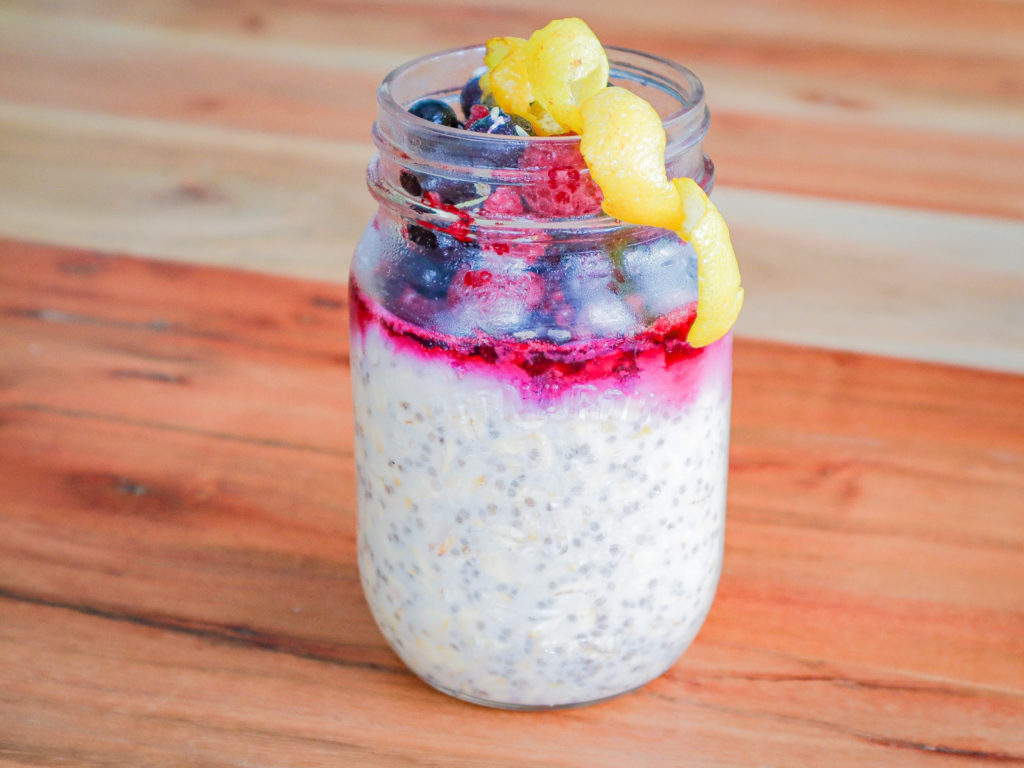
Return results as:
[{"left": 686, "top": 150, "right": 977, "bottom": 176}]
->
[
  {"left": 3, "top": 598, "right": 1022, "bottom": 767},
  {"left": 0, "top": 5, "right": 386, "bottom": 143},
  {"left": 5, "top": 2, "right": 1020, "bottom": 138},
  {"left": 708, "top": 113, "right": 1024, "bottom": 220},
  {"left": 717, "top": 187, "right": 1024, "bottom": 374},
  {"left": 0, "top": 102, "right": 376, "bottom": 280},
  {"left": 1, "top": 240, "right": 1022, "bottom": 765},
  {"left": 0, "top": 239, "right": 353, "bottom": 448},
  {"left": 6, "top": 0, "right": 1022, "bottom": 61}
]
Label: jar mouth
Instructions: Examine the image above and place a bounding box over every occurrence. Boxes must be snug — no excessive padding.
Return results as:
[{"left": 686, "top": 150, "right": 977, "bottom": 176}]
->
[
  {"left": 369, "top": 44, "right": 714, "bottom": 233},
  {"left": 377, "top": 44, "right": 710, "bottom": 159}
]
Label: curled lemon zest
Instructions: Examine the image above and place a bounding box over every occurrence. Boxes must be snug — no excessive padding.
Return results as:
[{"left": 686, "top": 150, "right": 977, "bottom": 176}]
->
[
  {"left": 524, "top": 18, "right": 608, "bottom": 135},
  {"left": 580, "top": 88, "right": 685, "bottom": 231}
]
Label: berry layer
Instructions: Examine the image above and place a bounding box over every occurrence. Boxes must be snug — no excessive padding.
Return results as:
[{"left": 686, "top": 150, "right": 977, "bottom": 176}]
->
[{"left": 350, "top": 277, "right": 730, "bottom": 407}]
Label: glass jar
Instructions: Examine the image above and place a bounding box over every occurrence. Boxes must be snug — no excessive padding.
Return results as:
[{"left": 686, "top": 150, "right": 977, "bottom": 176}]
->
[{"left": 350, "top": 45, "right": 731, "bottom": 710}]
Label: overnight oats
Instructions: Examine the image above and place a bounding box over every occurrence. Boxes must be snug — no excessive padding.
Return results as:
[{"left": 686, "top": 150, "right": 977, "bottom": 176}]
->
[{"left": 350, "top": 18, "right": 744, "bottom": 709}]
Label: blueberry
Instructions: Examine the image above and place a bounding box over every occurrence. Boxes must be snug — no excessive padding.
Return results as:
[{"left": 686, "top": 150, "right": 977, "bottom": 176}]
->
[
  {"left": 466, "top": 107, "right": 526, "bottom": 167},
  {"left": 539, "top": 235, "right": 600, "bottom": 270},
  {"left": 407, "top": 224, "right": 437, "bottom": 250},
  {"left": 381, "top": 237, "right": 459, "bottom": 304},
  {"left": 460, "top": 75, "right": 484, "bottom": 120},
  {"left": 407, "top": 252, "right": 457, "bottom": 300},
  {"left": 390, "top": 286, "right": 446, "bottom": 327},
  {"left": 408, "top": 98, "right": 459, "bottom": 127},
  {"left": 403, "top": 168, "right": 480, "bottom": 207},
  {"left": 575, "top": 293, "right": 637, "bottom": 337},
  {"left": 415, "top": 225, "right": 478, "bottom": 258},
  {"left": 399, "top": 170, "right": 422, "bottom": 196},
  {"left": 468, "top": 106, "right": 517, "bottom": 135},
  {"left": 618, "top": 237, "right": 698, "bottom": 319},
  {"left": 407, "top": 233, "right": 465, "bottom": 299},
  {"left": 562, "top": 252, "right": 618, "bottom": 306},
  {"left": 421, "top": 177, "right": 482, "bottom": 206},
  {"left": 403, "top": 222, "right": 477, "bottom": 297}
]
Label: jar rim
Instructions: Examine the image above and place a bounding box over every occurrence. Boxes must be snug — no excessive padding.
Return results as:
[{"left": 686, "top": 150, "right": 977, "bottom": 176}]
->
[
  {"left": 369, "top": 44, "right": 713, "bottom": 232},
  {"left": 378, "top": 44, "right": 709, "bottom": 152}
]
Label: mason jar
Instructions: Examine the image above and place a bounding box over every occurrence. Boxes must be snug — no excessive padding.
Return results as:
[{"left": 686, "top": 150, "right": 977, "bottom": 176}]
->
[{"left": 350, "top": 44, "right": 732, "bottom": 709}]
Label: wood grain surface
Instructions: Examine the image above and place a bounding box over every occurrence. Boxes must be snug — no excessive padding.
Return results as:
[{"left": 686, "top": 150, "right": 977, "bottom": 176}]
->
[
  {"left": 2, "top": 240, "right": 1022, "bottom": 767},
  {"left": 2, "top": 1, "right": 1023, "bottom": 764},
  {"left": 1, "top": 0, "right": 1023, "bottom": 372}
]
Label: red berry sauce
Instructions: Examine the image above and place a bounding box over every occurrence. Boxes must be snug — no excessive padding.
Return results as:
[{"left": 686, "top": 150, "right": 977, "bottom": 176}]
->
[{"left": 351, "top": 278, "right": 728, "bottom": 406}]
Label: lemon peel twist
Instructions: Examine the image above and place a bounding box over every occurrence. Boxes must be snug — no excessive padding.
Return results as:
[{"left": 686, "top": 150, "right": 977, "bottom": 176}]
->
[
  {"left": 484, "top": 18, "right": 743, "bottom": 347},
  {"left": 524, "top": 18, "right": 609, "bottom": 135},
  {"left": 579, "top": 87, "right": 685, "bottom": 231},
  {"left": 673, "top": 178, "right": 745, "bottom": 347},
  {"left": 485, "top": 37, "right": 565, "bottom": 136}
]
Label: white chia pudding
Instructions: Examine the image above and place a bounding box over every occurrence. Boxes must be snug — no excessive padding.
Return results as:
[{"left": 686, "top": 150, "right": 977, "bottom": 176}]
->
[{"left": 350, "top": 282, "right": 731, "bottom": 709}]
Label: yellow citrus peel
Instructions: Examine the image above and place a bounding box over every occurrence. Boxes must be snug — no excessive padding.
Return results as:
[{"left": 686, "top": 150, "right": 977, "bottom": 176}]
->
[
  {"left": 524, "top": 18, "right": 609, "bottom": 135},
  {"left": 487, "top": 39, "right": 565, "bottom": 136},
  {"left": 484, "top": 36, "right": 526, "bottom": 70},
  {"left": 484, "top": 18, "right": 743, "bottom": 347},
  {"left": 579, "top": 87, "right": 685, "bottom": 231},
  {"left": 673, "top": 178, "right": 744, "bottom": 347},
  {"left": 478, "top": 37, "right": 525, "bottom": 101}
]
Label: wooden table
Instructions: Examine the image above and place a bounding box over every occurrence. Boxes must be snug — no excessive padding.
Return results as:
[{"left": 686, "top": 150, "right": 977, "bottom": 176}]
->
[
  {"left": 3, "top": 240, "right": 1022, "bottom": 766},
  {"left": 2, "top": 1, "right": 1023, "bottom": 765}
]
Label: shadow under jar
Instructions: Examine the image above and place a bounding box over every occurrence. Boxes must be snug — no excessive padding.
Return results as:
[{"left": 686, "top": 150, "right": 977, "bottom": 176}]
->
[{"left": 350, "top": 45, "right": 732, "bottom": 710}]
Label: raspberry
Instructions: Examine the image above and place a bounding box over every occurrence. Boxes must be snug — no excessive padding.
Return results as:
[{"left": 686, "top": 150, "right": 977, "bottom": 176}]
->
[
  {"left": 518, "top": 141, "right": 583, "bottom": 172},
  {"left": 449, "top": 265, "right": 544, "bottom": 311},
  {"left": 540, "top": 285, "right": 575, "bottom": 329},
  {"left": 466, "top": 103, "right": 490, "bottom": 125},
  {"left": 461, "top": 269, "right": 493, "bottom": 289},
  {"left": 477, "top": 223, "right": 550, "bottom": 266},
  {"left": 478, "top": 186, "right": 552, "bottom": 264},
  {"left": 518, "top": 143, "right": 603, "bottom": 218},
  {"left": 481, "top": 186, "right": 524, "bottom": 218}
]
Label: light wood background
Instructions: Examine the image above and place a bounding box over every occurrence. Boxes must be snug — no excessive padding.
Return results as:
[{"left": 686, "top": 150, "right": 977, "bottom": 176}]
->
[{"left": 1, "top": 0, "right": 1022, "bottom": 371}]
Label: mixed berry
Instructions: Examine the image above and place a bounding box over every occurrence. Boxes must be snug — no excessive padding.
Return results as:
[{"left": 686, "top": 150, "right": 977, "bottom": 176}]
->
[
  {"left": 466, "top": 105, "right": 532, "bottom": 136},
  {"left": 381, "top": 72, "right": 696, "bottom": 344}
]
